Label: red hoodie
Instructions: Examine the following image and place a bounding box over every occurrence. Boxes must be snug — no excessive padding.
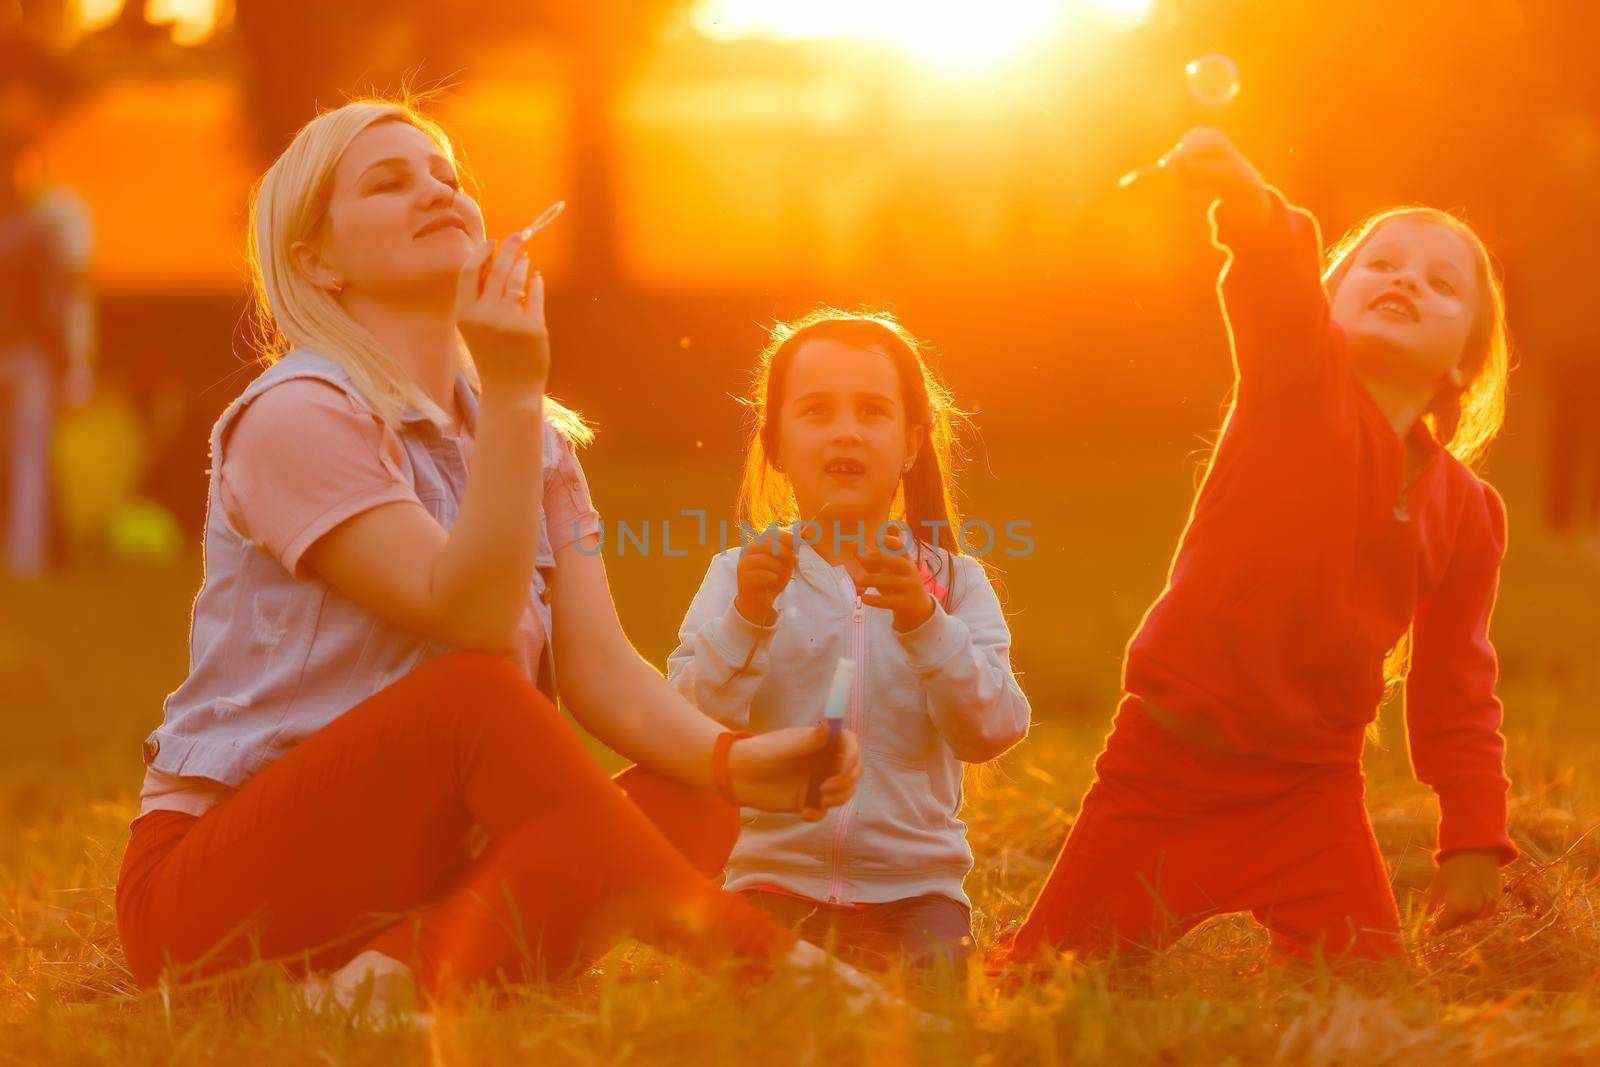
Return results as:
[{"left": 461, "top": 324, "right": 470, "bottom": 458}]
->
[{"left": 1123, "top": 189, "right": 1515, "bottom": 864}]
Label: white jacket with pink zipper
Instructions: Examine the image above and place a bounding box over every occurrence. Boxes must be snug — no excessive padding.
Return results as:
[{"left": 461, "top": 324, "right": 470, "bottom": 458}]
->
[{"left": 666, "top": 541, "right": 1031, "bottom": 907}]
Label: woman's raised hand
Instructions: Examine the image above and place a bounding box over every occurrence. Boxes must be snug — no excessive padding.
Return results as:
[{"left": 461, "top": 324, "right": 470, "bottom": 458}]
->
[{"left": 457, "top": 234, "right": 549, "bottom": 398}]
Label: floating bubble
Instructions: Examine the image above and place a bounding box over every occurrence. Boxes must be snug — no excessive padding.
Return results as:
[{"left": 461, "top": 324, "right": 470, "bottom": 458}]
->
[{"left": 1185, "top": 53, "right": 1240, "bottom": 107}]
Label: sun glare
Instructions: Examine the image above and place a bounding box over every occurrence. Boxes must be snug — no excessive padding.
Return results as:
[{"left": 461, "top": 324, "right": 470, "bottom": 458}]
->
[
  {"left": 691, "top": 0, "right": 1152, "bottom": 67},
  {"left": 1081, "top": 0, "right": 1155, "bottom": 31}
]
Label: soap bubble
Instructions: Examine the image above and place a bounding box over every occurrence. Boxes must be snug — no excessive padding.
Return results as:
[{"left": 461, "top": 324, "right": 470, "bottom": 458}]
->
[{"left": 1185, "top": 53, "right": 1240, "bottom": 107}]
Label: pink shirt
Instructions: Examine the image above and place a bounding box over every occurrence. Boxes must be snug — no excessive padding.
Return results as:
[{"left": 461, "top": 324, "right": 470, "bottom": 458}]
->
[
  {"left": 217, "top": 379, "right": 598, "bottom": 578},
  {"left": 140, "top": 376, "right": 600, "bottom": 816}
]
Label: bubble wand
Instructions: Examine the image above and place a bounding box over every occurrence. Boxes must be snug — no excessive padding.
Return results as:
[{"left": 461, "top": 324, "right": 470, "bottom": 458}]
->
[
  {"left": 1117, "top": 54, "right": 1241, "bottom": 189},
  {"left": 480, "top": 200, "right": 567, "bottom": 291},
  {"left": 805, "top": 657, "right": 855, "bottom": 809},
  {"left": 1117, "top": 155, "right": 1172, "bottom": 189},
  {"left": 513, "top": 199, "right": 566, "bottom": 242}
]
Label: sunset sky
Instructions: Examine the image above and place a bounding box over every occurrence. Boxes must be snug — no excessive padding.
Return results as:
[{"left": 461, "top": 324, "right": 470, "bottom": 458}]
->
[{"left": 45, "top": 0, "right": 1195, "bottom": 293}]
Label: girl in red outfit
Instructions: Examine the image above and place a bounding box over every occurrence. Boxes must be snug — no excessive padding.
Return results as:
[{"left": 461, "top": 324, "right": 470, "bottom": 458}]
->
[
  {"left": 996, "top": 127, "right": 1515, "bottom": 966},
  {"left": 114, "top": 99, "right": 885, "bottom": 1016}
]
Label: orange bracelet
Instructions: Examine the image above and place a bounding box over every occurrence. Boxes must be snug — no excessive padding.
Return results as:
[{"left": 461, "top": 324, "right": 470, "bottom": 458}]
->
[{"left": 712, "top": 730, "right": 754, "bottom": 806}]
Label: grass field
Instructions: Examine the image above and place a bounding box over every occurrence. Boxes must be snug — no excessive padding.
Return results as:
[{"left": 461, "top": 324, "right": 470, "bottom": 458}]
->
[{"left": 3, "top": 439, "right": 1598, "bottom": 1066}]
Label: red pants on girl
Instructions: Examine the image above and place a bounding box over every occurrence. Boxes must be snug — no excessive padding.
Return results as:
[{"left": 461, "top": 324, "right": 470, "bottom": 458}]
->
[
  {"left": 997, "top": 697, "right": 1403, "bottom": 965},
  {"left": 116, "top": 652, "right": 795, "bottom": 995}
]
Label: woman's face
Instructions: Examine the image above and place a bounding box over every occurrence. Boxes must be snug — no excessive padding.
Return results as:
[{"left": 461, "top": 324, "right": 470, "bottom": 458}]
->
[{"left": 297, "top": 120, "right": 486, "bottom": 299}]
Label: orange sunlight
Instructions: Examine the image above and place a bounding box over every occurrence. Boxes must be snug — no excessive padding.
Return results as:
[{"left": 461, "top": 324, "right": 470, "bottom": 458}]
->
[
  {"left": 73, "top": 0, "right": 223, "bottom": 46},
  {"left": 691, "top": 0, "right": 1153, "bottom": 68}
]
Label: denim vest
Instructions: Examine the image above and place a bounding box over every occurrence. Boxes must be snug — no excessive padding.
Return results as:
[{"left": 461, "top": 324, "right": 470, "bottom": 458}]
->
[{"left": 142, "top": 349, "right": 560, "bottom": 788}]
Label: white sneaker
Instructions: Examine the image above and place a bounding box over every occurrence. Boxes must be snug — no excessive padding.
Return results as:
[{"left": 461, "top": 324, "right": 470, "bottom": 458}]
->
[
  {"left": 296, "top": 950, "right": 434, "bottom": 1030},
  {"left": 781, "top": 939, "right": 947, "bottom": 1029},
  {"left": 783, "top": 939, "right": 894, "bottom": 1015}
]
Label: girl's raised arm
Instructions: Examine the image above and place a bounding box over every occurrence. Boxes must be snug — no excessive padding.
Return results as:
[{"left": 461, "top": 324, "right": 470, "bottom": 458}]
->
[{"left": 1163, "top": 127, "right": 1333, "bottom": 403}]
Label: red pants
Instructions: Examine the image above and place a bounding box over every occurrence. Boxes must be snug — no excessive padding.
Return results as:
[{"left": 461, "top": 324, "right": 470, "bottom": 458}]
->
[
  {"left": 999, "top": 697, "right": 1401, "bottom": 964},
  {"left": 116, "top": 653, "right": 795, "bottom": 995}
]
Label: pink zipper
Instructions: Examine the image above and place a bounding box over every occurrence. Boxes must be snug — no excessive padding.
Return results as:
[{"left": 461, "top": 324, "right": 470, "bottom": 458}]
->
[{"left": 826, "top": 576, "right": 865, "bottom": 903}]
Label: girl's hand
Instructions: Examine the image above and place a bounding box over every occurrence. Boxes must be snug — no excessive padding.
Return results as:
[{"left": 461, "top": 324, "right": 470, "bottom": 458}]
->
[
  {"left": 457, "top": 234, "right": 549, "bottom": 400},
  {"left": 728, "top": 724, "right": 862, "bottom": 821},
  {"left": 1164, "top": 126, "right": 1264, "bottom": 195},
  {"left": 1424, "top": 849, "right": 1503, "bottom": 933},
  {"left": 859, "top": 526, "right": 936, "bottom": 633},
  {"left": 1163, "top": 126, "right": 1271, "bottom": 224},
  {"left": 734, "top": 528, "right": 797, "bottom": 626}
]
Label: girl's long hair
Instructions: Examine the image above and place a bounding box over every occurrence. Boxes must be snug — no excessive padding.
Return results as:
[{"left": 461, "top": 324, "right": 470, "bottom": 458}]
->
[
  {"left": 1324, "top": 208, "right": 1513, "bottom": 701},
  {"left": 246, "top": 94, "right": 590, "bottom": 443}
]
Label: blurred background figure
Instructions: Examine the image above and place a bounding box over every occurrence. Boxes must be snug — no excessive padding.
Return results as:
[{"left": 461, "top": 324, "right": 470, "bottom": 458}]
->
[{"left": 0, "top": 29, "right": 94, "bottom": 577}]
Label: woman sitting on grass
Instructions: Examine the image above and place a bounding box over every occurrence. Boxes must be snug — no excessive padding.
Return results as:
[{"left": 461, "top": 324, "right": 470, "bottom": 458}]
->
[{"left": 115, "top": 97, "right": 883, "bottom": 1015}]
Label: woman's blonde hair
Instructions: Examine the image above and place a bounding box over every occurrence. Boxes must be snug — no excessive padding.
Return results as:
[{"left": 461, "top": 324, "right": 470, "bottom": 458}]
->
[
  {"left": 246, "top": 94, "right": 590, "bottom": 443},
  {"left": 1322, "top": 207, "right": 1511, "bottom": 470}
]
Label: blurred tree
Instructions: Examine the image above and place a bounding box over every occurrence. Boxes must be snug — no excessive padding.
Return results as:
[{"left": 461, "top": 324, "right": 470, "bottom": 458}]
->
[
  {"left": 232, "top": 0, "right": 686, "bottom": 289},
  {"left": 546, "top": 3, "right": 679, "bottom": 292},
  {"left": 107, "top": 0, "right": 169, "bottom": 48},
  {"left": 232, "top": 0, "right": 433, "bottom": 162}
]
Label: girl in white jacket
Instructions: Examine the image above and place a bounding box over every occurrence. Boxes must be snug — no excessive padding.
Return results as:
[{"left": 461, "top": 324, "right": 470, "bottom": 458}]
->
[{"left": 668, "top": 308, "right": 1031, "bottom": 969}]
